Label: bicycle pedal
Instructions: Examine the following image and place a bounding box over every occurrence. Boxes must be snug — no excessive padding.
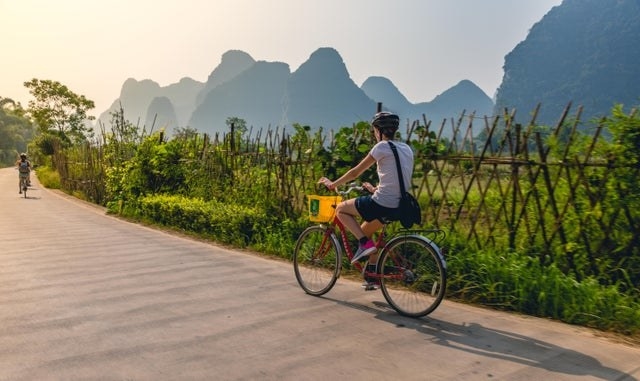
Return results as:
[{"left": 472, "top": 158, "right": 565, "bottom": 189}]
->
[{"left": 362, "top": 283, "right": 379, "bottom": 291}]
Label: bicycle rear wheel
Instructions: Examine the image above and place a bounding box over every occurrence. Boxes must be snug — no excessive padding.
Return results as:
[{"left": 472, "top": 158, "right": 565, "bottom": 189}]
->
[
  {"left": 377, "top": 236, "right": 446, "bottom": 317},
  {"left": 293, "top": 225, "right": 341, "bottom": 296},
  {"left": 21, "top": 178, "right": 27, "bottom": 198}
]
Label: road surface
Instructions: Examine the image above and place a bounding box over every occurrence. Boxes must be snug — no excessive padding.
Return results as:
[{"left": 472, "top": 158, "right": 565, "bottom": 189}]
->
[{"left": 1, "top": 167, "right": 638, "bottom": 380}]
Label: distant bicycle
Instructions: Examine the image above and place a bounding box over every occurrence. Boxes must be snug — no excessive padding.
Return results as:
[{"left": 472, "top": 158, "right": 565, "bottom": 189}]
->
[
  {"left": 293, "top": 184, "right": 447, "bottom": 317},
  {"left": 16, "top": 168, "right": 29, "bottom": 198},
  {"left": 19, "top": 176, "right": 28, "bottom": 198}
]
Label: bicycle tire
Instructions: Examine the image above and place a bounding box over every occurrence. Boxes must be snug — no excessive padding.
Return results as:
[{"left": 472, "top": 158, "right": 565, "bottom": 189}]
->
[
  {"left": 377, "top": 235, "right": 446, "bottom": 317},
  {"left": 293, "top": 225, "right": 342, "bottom": 296},
  {"left": 21, "top": 178, "right": 27, "bottom": 198}
]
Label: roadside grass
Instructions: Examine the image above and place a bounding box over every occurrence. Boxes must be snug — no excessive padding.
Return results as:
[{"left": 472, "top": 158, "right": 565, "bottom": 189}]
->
[
  {"left": 35, "top": 165, "right": 61, "bottom": 189},
  {"left": 445, "top": 237, "right": 640, "bottom": 338}
]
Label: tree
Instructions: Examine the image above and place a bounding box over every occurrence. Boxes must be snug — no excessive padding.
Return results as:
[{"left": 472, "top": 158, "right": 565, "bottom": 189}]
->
[
  {"left": 24, "top": 79, "right": 95, "bottom": 144},
  {"left": 0, "top": 97, "right": 34, "bottom": 166},
  {"left": 225, "top": 116, "right": 247, "bottom": 152}
]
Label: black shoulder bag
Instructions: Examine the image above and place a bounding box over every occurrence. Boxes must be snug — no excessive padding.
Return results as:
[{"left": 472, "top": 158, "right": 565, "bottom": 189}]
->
[{"left": 388, "top": 141, "right": 421, "bottom": 229}]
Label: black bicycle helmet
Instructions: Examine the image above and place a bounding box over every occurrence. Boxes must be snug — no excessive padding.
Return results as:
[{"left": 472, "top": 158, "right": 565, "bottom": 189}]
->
[{"left": 371, "top": 112, "right": 400, "bottom": 130}]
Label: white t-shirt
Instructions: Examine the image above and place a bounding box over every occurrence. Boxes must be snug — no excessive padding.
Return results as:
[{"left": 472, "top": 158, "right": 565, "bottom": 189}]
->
[{"left": 369, "top": 140, "right": 414, "bottom": 208}]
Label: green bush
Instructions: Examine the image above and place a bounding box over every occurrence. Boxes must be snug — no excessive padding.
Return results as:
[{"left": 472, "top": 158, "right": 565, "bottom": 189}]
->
[
  {"left": 119, "top": 194, "right": 304, "bottom": 255},
  {"left": 35, "top": 166, "right": 61, "bottom": 189},
  {"left": 446, "top": 237, "right": 640, "bottom": 335},
  {"left": 131, "top": 194, "right": 252, "bottom": 246}
]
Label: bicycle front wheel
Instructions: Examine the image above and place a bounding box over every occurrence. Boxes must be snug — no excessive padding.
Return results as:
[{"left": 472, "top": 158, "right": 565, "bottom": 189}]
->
[
  {"left": 377, "top": 236, "right": 446, "bottom": 317},
  {"left": 293, "top": 225, "right": 341, "bottom": 296},
  {"left": 21, "top": 178, "right": 27, "bottom": 198}
]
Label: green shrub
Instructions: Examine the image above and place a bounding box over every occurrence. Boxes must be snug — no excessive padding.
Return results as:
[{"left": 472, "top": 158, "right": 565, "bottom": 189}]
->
[
  {"left": 121, "top": 194, "right": 285, "bottom": 250},
  {"left": 35, "top": 166, "right": 61, "bottom": 189},
  {"left": 446, "top": 238, "right": 640, "bottom": 335}
]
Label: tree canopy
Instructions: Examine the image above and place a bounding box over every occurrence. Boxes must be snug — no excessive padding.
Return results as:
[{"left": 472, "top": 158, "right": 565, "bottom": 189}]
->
[
  {"left": 0, "top": 97, "right": 34, "bottom": 166},
  {"left": 24, "top": 79, "right": 95, "bottom": 144}
]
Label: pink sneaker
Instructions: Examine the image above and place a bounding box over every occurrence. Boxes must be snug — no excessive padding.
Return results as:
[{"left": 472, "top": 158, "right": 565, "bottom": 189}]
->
[{"left": 351, "top": 240, "right": 376, "bottom": 263}]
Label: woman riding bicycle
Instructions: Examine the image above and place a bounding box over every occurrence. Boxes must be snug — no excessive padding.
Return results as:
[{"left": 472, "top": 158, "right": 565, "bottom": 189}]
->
[
  {"left": 16, "top": 152, "right": 32, "bottom": 194},
  {"left": 318, "top": 112, "right": 415, "bottom": 270}
]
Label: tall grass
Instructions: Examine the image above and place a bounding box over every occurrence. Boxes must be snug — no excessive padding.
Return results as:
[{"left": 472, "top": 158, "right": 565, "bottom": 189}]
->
[
  {"left": 446, "top": 233, "right": 640, "bottom": 335},
  {"left": 34, "top": 165, "right": 61, "bottom": 189}
]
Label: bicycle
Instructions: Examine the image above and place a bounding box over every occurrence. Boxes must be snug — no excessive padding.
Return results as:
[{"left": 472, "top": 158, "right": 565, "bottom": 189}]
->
[
  {"left": 293, "top": 184, "right": 447, "bottom": 317},
  {"left": 18, "top": 172, "right": 28, "bottom": 198}
]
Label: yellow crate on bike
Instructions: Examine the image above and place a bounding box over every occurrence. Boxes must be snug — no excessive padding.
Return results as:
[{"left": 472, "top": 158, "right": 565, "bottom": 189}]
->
[{"left": 307, "top": 195, "right": 339, "bottom": 222}]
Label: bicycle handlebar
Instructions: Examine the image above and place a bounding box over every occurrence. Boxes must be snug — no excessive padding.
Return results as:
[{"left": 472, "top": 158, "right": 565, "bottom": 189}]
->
[{"left": 336, "top": 182, "right": 364, "bottom": 197}]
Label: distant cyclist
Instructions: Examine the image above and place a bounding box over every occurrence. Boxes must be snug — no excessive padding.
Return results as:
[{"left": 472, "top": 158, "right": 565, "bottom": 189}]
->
[{"left": 16, "top": 152, "right": 32, "bottom": 193}]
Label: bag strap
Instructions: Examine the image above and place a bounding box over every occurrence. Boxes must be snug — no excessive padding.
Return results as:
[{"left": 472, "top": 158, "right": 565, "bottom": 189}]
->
[{"left": 387, "top": 141, "right": 407, "bottom": 195}]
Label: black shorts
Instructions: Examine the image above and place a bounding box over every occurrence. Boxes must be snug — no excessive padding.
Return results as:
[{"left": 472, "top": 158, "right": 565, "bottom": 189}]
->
[{"left": 355, "top": 195, "right": 398, "bottom": 223}]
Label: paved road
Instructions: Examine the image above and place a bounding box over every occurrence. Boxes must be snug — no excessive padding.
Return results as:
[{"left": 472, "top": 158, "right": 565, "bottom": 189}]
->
[{"left": 0, "top": 167, "right": 638, "bottom": 381}]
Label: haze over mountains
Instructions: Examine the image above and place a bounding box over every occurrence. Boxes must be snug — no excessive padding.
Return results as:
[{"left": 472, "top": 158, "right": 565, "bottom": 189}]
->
[
  {"left": 98, "top": 48, "right": 492, "bottom": 139},
  {"left": 98, "top": 0, "right": 640, "bottom": 137}
]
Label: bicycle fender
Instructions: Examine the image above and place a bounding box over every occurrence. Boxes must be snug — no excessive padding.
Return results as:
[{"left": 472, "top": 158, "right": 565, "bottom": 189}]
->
[
  {"left": 327, "top": 229, "right": 344, "bottom": 275},
  {"left": 306, "top": 224, "right": 344, "bottom": 275},
  {"left": 384, "top": 234, "right": 447, "bottom": 269}
]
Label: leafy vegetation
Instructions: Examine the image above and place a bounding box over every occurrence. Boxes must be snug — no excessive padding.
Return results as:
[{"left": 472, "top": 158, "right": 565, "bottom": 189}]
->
[
  {"left": 35, "top": 165, "right": 62, "bottom": 189},
  {"left": 24, "top": 79, "right": 95, "bottom": 144},
  {"left": 447, "top": 242, "right": 640, "bottom": 335},
  {"left": 0, "top": 97, "right": 35, "bottom": 166}
]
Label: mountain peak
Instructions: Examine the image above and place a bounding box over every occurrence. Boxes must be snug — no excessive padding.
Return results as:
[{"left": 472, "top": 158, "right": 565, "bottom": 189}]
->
[
  {"left": 435, "top": 80, "right": 488, "bottom": 100},
  {"left": 361, "top": 76, "right": 411, "bottom": 111},
  {"left": 293, "top": 47, "right": 349, "bottom": 78},
  {"left": 287, "top": 47, "right": 375, "bottom": 128},
  {"left": 219, "top": 50, "right": 255, "bottom": 67},
  {"left": 195, "top": 50, "right": 256, "bottom": 106},
  {"left": 429, "top": 79, "right": 493, "bottom": 114},
  {"left": 309, "top": 47, "right": 342, "bottom": 60},
  {"left": 206, "top": 50, "right": 255, "bottom": 84},
  {"left": 120, "top": 78, "right": 161, "bottom": 97}
]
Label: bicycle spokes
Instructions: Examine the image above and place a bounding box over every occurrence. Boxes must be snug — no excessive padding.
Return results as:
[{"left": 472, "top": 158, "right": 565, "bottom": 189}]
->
[
  {"left": 293, "top": 226, "right": 341, "bottom": 296},
  {"left": 378, "top": 236, "right": 446, "bottom": 317}
]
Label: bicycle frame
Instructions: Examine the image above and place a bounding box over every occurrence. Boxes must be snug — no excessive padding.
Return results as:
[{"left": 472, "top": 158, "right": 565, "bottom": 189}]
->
[
  {"left": 321, "top": 217, "right": 446, "bottom": 275},
  {"left": 320, "top": 215, "right": 386, "bottom": 271}
]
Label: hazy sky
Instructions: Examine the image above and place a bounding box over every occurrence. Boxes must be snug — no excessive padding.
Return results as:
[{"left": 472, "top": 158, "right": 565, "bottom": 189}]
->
[{"left": 1, "top": 0, "right": 562, "bottom": 117}]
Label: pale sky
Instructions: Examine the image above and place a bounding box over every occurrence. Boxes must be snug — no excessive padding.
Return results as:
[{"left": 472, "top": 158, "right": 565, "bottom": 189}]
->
[{"left": 1, "top": 0, "right": 562, "bottom": 117}]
